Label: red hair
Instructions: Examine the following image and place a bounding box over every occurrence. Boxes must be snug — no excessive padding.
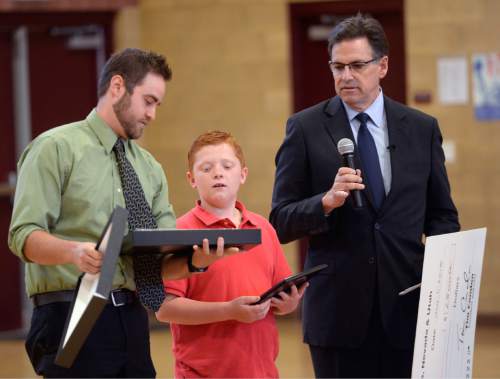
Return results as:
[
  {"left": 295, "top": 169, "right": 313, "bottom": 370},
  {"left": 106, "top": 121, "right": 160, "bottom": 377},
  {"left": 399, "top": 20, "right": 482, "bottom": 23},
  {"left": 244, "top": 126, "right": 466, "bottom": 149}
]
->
[{"left": 188, "top": 130, "right": 246, "bottom": 171}]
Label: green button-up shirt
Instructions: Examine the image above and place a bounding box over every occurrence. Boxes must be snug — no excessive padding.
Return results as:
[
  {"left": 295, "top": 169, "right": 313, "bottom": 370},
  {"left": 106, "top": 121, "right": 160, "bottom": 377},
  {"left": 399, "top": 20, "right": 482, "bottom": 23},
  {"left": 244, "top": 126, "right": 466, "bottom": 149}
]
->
[{"left": 8, "top": 109, "right": 176, "bottom": 296}]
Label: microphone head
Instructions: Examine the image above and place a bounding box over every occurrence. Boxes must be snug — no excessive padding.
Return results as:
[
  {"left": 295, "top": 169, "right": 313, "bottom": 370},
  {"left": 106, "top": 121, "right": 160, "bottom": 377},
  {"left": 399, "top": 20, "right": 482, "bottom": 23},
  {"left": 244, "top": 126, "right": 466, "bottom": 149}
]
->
[{"left": 337, "top": 138, "right": 354, "bottom": 155}]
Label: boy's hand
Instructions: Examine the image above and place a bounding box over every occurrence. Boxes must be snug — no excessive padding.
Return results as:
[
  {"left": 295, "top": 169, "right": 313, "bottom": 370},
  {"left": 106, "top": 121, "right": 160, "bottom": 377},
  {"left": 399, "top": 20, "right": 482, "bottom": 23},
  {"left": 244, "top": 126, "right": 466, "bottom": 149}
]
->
[
  {"left": 271, "top": 282, "right": 308, "bottom": 315},
  {"left": 227, "top": 296, "right": 271, "bottom": 323},
  {"left": 191, "top": 236, "right": 239, "bottom": 269}
]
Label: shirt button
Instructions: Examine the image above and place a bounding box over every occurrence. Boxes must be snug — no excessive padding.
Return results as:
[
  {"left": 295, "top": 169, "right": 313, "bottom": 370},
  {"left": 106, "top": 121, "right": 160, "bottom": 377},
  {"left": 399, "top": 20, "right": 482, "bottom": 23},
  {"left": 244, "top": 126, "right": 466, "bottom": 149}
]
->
[
  {"left": 374, "top": 222, "right": 381, "bottom": 230},
  {"left": 368, "top": 257, "right": 375, "bottom": 264},
  {"left": 117, "top": 188, "right": 122, "bottom": 193}
]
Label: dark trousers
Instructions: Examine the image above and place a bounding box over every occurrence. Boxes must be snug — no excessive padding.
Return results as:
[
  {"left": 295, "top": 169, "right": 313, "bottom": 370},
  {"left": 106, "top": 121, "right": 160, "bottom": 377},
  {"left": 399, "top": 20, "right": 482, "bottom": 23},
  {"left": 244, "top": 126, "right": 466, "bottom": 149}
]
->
[
  {"left": 26, "top": 300, "right": 155, "bottom": 378},
  {"left": 309, "top": 294, "right": 413, "bottom": 378}
]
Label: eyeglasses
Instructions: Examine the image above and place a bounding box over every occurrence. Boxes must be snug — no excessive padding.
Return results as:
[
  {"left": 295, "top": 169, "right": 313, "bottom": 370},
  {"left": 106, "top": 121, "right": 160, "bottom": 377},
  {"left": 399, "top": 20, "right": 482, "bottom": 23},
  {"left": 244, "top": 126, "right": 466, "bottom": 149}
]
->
[{"left": 328, "top": 57, "right": 380, "bottom": 75}]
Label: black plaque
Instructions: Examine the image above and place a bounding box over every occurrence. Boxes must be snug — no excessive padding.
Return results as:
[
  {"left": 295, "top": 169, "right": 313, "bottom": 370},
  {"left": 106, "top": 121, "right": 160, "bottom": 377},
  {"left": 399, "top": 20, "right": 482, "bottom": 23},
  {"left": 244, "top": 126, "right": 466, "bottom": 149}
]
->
[
  {"left": 126, "top": 228, "right": 262, "bottom": 254},
  {"left": 54, "top": 206, "right": 128, "bottom": 368},
  {"left": 252, "top": 264, "right": 328, "bottom": 304}
]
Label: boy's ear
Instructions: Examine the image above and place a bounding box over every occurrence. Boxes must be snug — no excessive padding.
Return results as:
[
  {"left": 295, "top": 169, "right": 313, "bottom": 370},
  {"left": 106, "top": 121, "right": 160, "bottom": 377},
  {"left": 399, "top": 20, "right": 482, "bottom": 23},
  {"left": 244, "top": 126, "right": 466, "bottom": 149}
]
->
[
  {"left": 240, "top": 166, "right": 248, "bottom": 184},
  {"left": 187, "top": 171, "right": 196, "bottom": 188}
]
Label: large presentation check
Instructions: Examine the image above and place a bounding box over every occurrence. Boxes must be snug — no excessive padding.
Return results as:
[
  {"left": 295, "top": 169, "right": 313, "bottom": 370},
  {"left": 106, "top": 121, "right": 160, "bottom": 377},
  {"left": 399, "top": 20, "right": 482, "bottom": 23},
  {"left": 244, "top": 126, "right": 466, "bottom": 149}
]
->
[{"left": 412, "top": 228, "right": 487, "bottom": 379}]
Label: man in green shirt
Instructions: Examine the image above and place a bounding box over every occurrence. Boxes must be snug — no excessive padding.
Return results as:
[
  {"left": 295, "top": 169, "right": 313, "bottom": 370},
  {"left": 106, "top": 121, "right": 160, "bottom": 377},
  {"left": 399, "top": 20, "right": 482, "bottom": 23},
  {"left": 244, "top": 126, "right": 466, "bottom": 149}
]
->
[{"left": 8, "top": 48, "right": 232, "bottom": 378}]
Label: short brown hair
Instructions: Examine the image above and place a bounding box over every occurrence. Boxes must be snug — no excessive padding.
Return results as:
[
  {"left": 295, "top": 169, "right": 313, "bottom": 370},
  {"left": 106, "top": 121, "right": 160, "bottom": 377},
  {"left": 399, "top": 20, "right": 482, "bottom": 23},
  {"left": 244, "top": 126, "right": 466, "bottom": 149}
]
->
[
  {"left": 97, "top": 48, "right": 172, "bottom": 98},
  {"left": 327, "top": 13, "right": 389, "bottom": 59},
  {"left": 188, "top": 130, "right": 246, "bottom": 171}
]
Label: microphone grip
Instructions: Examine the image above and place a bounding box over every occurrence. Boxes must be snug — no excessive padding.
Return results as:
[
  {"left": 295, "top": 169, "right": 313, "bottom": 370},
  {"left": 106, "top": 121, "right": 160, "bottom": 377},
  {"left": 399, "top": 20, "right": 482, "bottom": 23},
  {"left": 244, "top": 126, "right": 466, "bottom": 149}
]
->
[{"left": 343, "top": 154, "right": 363, "bottom": 208}]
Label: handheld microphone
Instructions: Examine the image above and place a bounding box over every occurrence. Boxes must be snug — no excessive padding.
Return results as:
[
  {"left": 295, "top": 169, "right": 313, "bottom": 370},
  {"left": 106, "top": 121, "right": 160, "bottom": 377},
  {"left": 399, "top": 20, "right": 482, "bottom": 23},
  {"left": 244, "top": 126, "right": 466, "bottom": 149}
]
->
[{"left": 337, "top": 138, "right": 363, "bottom": 208}]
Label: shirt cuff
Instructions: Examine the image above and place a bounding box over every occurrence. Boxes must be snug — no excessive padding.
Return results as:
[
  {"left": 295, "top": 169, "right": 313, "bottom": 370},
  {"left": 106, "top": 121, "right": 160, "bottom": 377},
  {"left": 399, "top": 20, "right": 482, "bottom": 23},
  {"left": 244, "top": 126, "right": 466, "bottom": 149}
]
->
[{"left": 9, "top": 225, "right": 46, "bottom": 263}]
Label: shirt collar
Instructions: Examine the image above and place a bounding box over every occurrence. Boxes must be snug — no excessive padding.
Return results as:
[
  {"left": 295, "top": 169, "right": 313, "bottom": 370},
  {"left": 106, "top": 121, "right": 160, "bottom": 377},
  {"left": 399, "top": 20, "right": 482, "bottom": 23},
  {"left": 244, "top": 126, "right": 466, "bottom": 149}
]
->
[
  {"left": 343, "top": 88, "right": 385, "bottom": 128},
  {"left": 86, "top": 108, "right": 121, "bottom": 154},
  {"left": 192, "top": 200, "right": 257, "bottom": 228}
]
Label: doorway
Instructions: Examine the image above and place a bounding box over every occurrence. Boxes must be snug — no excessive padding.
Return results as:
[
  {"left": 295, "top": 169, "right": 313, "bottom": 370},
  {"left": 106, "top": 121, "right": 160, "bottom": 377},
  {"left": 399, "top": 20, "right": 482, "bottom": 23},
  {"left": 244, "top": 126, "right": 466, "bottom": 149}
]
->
[{"left": 0, "top": 12, "right": 114, "bottom": 332}]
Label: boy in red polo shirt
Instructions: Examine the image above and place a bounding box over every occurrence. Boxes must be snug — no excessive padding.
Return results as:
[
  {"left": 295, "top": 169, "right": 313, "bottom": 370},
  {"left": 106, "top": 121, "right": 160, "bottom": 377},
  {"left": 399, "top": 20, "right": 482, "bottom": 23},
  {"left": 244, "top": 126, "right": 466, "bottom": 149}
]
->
[{"left": 156, "top": 131, "right": 307, "bottom": 378}]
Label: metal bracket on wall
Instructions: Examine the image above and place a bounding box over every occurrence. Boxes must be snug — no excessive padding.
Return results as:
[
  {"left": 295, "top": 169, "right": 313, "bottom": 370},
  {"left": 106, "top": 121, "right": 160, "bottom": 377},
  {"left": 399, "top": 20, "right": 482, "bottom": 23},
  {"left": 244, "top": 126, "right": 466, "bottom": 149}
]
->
[{"left": 50, "top": 24, "right": 105, "bottom": 84}]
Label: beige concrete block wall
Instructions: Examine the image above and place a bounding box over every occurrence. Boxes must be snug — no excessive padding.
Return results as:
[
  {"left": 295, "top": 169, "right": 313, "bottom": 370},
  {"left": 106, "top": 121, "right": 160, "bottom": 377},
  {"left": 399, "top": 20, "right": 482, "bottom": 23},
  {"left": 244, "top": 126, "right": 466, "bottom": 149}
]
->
[
  {"left": 115, "top": 0, "right": 500, "bottom": 313},
  {"left": 120, "top": 0, "right": 291, "bottom": 215},
  {"left": 115, "top": 0, "right": 300, "bottom": 266},
  {"left": 406, "top": 0, "right": 500, "bottom": 314}
]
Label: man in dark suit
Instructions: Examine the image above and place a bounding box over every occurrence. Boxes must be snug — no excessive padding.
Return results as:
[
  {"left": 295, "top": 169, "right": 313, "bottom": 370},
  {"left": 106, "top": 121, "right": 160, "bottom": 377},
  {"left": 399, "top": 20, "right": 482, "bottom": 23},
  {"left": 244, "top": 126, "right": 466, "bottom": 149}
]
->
[{"left": 270, "top": 14, "right": 460, "bottom": 378}]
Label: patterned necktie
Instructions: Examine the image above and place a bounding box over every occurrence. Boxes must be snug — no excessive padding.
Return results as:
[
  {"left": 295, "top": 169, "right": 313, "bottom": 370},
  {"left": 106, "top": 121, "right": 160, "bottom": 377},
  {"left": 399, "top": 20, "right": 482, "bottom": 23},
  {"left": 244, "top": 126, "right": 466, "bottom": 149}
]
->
[
  {"left": 356, "top": 112, "right": 385, "bottom": 209},
  {"left": 113, "top": 138, "right": 165, "bottom": 312}
]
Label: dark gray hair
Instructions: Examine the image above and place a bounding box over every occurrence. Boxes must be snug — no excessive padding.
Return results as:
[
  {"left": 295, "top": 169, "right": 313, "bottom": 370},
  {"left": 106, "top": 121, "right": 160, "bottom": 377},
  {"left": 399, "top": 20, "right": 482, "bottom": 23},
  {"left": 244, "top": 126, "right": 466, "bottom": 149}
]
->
[{"left": 327, "top": 13, "right": 389, "bottom": 59}]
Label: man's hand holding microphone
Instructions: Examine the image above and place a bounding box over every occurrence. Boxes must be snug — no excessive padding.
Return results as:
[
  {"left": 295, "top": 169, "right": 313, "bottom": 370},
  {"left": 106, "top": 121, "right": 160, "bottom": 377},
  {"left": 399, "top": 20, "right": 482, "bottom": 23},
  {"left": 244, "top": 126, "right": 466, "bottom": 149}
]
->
[{"left": 322, "top": 138, "right": 365, "bottom": 215}]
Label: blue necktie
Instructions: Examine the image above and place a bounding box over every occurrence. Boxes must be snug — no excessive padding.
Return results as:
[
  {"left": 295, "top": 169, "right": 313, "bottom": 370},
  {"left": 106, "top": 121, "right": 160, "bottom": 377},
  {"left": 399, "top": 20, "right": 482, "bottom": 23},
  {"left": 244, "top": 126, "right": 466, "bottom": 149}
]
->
[{"left": 356, "top": 113, "right": 385, "bottom": 209}]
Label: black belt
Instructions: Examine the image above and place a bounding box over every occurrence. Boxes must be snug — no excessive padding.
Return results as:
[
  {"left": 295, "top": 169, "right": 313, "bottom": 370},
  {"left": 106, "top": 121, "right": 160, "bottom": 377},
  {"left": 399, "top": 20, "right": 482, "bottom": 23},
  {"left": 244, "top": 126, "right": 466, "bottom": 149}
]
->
[{"left": 31, "top": 288, "right": 136, "bottom": 308}]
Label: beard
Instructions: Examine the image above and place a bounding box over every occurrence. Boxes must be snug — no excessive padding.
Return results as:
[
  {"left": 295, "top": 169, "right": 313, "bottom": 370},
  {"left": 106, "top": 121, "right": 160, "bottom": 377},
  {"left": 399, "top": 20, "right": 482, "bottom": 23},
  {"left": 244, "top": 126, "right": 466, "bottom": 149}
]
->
[{"left": 113, "top": 92, "right": 143, "bottom": 140}]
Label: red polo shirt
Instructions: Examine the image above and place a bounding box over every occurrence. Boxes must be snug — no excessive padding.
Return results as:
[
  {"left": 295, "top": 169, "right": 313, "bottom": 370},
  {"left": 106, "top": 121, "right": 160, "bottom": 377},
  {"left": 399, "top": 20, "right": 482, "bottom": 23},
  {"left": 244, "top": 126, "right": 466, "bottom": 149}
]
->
[{"left": 164, "top": 201, "right": 292, "bottom": 378}]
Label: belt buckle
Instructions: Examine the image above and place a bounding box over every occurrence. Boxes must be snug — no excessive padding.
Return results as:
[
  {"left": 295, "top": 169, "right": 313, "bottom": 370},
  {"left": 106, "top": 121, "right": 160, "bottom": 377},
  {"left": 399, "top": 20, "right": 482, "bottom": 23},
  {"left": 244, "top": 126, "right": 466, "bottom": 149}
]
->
[{"left": 110, "top": 289, "right": 126, "bottom": 307}]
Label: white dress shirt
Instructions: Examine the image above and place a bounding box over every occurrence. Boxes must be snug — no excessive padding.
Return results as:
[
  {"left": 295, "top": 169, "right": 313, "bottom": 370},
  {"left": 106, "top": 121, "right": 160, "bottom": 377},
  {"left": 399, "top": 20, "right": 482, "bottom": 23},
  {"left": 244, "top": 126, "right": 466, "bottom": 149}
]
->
[{"left": 342, "top": 90, "right": 392, "bottom": 195}]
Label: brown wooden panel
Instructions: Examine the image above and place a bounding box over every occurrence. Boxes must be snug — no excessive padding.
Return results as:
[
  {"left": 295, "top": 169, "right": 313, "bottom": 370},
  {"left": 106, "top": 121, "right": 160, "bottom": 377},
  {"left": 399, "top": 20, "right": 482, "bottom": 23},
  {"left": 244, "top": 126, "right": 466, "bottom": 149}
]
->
[
  {"left": 0, "top": 0, "right": 137, "bottom": 12},
  {"left": 0, "top": 29, "right": 21, "bottom": 331}
]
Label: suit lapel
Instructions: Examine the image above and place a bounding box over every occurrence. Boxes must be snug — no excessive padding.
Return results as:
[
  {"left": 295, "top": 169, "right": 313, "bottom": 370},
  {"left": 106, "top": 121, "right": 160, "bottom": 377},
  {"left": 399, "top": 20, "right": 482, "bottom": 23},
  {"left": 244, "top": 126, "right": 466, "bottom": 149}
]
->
[
  {"left": 323, "top": 97, "right": 355, "bottom": 147},
  {"left": 382, "top": 96, "right": 410, "bottom": 212},
  {"left": 323, "top": 97, "right": 377, "bottom": 210}
]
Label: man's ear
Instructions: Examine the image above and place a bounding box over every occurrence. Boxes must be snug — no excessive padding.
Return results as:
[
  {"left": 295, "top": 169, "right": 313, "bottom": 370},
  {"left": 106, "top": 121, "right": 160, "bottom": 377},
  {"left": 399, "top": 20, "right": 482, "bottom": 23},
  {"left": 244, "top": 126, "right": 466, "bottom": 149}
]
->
[
  {"left": 378, "top": 56, "right": 389, "bottom": 80},
  {"left": 187, "top": 171, "right": 196, "bottom": 188},
  {"left": 240, "top": 166, "right": 248, "bottom": 185},
  {"left": 109, "top": 74, "right": 126, "bottom": 101}
]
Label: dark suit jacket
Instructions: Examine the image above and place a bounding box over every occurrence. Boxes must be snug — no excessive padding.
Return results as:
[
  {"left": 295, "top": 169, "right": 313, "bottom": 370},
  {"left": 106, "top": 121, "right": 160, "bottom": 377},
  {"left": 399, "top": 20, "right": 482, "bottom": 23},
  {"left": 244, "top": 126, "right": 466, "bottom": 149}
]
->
[{"left": 270, "top": 95, "right": 460, "bottom": 349}]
